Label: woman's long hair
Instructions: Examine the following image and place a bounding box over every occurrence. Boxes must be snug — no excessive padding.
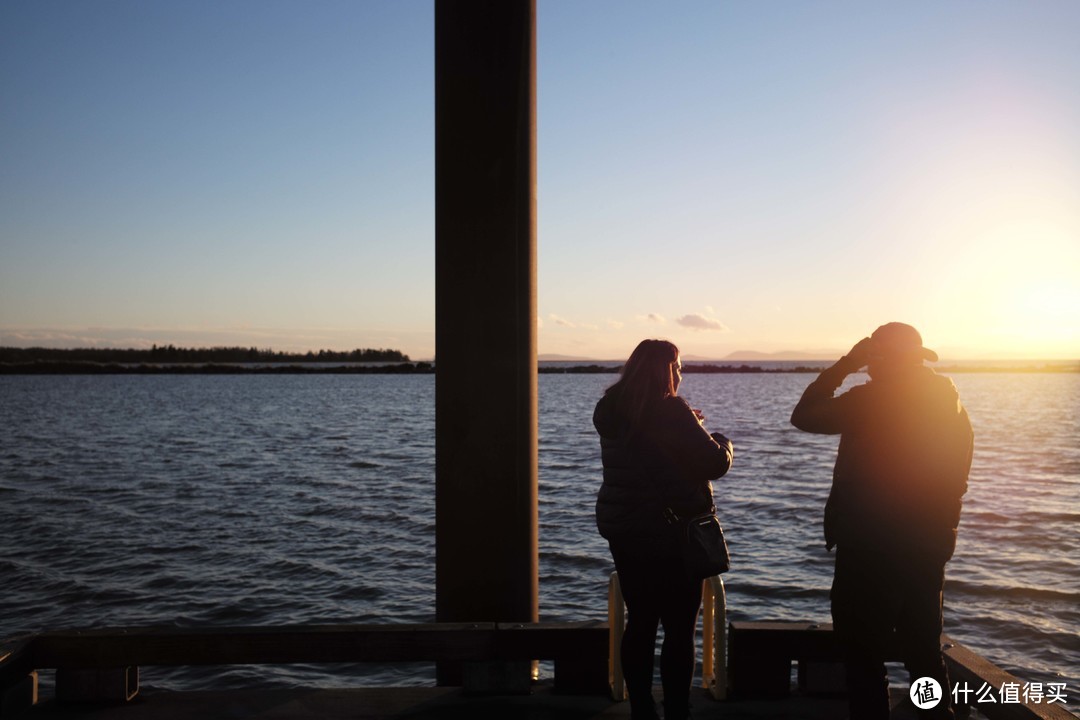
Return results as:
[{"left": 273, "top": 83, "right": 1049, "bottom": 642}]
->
[{"left": 604, "top": 339, "right": 680, "bottom": 429}]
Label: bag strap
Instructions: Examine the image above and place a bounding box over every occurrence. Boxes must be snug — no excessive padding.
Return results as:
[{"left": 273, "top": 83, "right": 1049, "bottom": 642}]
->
[{"left": 663, "top": 504, "right": 717, "bottom": 525}]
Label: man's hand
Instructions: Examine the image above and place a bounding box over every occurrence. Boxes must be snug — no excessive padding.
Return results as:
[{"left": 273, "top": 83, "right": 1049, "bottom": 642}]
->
[
  {"left": 793, "top": 337, "right": 872, "bottom": 434},
  {"left": 838, "top": 337, "right": 874, "bottom": 373}
]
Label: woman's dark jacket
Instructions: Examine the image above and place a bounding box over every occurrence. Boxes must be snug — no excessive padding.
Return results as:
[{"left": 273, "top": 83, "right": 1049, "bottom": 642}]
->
[{"left": 594, "top": 393, "right": 733, "bottom": 540}]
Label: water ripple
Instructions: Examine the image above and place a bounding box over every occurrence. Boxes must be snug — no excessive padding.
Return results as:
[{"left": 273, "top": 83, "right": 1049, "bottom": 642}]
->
[{"left": 0, "top": 372, "right": 1076, "bottom": 693}]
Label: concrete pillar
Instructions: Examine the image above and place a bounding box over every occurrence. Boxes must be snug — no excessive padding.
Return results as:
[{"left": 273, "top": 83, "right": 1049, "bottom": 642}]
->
[{"left": 433, "top": 0, "right": 538, "bottom": 687}]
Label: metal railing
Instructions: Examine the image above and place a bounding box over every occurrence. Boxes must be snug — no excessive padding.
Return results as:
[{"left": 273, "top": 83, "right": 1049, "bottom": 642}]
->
[
  {"left": 607, "top": 572, "right": 727, "bottom": 702},
  {"left": 701, "top": 575, "right": 728, "bottom": 699}
]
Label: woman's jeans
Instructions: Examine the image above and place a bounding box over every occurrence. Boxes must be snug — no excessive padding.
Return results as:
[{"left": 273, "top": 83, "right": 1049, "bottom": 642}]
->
[{"left": 610, "top": 533, "right": 703, "bottom": 717}]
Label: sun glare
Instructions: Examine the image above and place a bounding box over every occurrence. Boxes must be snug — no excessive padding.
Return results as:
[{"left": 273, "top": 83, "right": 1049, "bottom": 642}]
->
[{"left": 943, "top": 218, "right": 1080, "bottom": 358}]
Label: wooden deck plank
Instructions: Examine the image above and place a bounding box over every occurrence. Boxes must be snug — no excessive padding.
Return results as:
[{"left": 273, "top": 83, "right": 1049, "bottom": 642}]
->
[
  {"left": 29, "top": 624, "right": 500, "bottom": 668},
  {"left": 24, "top": 622, "right": 612, "bottom": 669},
  {"left": 18, "top": 685, "right": 857, "bottom": 719}
]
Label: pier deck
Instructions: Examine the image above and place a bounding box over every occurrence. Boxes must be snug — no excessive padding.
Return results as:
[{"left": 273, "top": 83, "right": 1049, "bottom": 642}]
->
[
  {"left": 17, "top": 683, "right": 883, "bottom": 720},
  {"left": 4, "top": 623, "right": 1074, "bottom": 720}
]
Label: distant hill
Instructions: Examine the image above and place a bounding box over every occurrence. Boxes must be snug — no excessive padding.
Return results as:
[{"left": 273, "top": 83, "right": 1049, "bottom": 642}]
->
[
  {"left": 722, "top": 349, "right": 841, "bottom": 361},
  {"left": 548, "top": 350, "right": 842, "bottom": 363},
  {"left": 538, "top": 353, "right": 606, "bottom": 362}
]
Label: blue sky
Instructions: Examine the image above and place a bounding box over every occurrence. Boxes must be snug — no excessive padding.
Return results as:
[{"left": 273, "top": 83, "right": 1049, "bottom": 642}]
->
[{"left": 2, "top": 1, "right": 1078, "bottom": 360}]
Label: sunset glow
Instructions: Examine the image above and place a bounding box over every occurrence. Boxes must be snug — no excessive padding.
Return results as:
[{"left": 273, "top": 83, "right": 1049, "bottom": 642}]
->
[{"left": 1, "top": 2, "right": 1077, "bottom": 361}]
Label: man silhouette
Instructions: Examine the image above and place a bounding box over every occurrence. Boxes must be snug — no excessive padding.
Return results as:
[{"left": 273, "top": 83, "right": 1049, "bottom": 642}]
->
[{"left": 791, "top": 323, "right": 973, "bottom": 720}]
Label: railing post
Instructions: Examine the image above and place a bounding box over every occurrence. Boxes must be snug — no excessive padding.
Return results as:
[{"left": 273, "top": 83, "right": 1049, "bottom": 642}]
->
[
  {"left": 0, "top": 635, "right": 38, "bottom": 718},
  {"left": 0, "top": 672, "right": 37, "bottom": 719},
  {"left": 701, "top": 576, "right": 728, "bottom": 699},
  {"left": 55, "top": 667, "right": 139, "bottom": 703}
]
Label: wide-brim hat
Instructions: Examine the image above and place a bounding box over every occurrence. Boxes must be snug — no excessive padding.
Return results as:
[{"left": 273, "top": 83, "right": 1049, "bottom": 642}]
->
[{"left": 870, "top": 322, "right": 938, "bottom": 363}]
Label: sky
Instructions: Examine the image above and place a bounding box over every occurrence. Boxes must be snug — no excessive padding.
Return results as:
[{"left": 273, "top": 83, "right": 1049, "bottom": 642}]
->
[{"left": 2, "top": 1, "right": 1078, "bottom": 362}]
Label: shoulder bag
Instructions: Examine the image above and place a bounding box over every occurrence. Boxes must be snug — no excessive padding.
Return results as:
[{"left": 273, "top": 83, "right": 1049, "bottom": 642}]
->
[{"left": 665, "top": 507, "right": 730, "bottom": 581}]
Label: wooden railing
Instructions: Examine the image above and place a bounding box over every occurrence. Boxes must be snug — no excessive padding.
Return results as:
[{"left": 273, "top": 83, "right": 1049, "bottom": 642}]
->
[
  {"left": 0, "top": 621, "right": 609, "bottom": 716},
  {"left": 723, "top": 622, "right": 1075, "bottom": 720},
  {"left": 2, "top": 620, "right": 1074, "bottom": 720}
]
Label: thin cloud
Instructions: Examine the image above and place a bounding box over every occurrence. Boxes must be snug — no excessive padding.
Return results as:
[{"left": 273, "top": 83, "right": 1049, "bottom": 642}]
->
[
  {"left": 636, "top": 313, "right": 666, "bottom": 324},
  {"left": 606, "top": 319, "right": 625, "bottom": 329},
  {"left": 676, "top": 313, "right": 730, "bottom": 332},
  {"left": 550, "top": 314, "right": 576, "bottom": 328}
]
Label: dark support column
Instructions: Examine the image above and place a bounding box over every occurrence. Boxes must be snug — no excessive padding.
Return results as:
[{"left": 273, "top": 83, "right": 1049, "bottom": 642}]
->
[{"left": 434, "top": 0, "right": 538, "bottom": 688}]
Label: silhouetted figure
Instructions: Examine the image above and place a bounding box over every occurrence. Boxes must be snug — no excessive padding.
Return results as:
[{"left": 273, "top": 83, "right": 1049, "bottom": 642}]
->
[
  {"left": 594, "top": 339, "right": 734, "bottom": 720},
  {"left": 791, "top": 323, "right": 973, "bottom": 720}
]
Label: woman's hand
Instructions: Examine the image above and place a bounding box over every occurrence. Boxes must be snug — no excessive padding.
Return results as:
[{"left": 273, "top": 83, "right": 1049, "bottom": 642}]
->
[{"left": 711, "top": 432, "right": 734, "bottom": 458}]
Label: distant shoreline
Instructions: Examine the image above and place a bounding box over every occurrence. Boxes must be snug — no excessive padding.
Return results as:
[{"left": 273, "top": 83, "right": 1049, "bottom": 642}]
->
[
  {"left": 1, "top": 360, "right": 1077, "bottom": 375},
  {"left": 0, "top": 361, "right": 434, "bottom": 375}
]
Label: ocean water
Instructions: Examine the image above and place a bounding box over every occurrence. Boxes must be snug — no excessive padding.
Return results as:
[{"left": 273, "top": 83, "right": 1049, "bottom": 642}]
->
[{"left": 0, "top": 371, "right": 1077, "bottom": 695}]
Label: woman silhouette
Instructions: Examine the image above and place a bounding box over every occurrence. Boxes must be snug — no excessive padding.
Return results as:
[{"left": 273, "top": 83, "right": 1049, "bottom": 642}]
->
[{"left": 594, "top": 339, "right": 734, "bottom": 720}]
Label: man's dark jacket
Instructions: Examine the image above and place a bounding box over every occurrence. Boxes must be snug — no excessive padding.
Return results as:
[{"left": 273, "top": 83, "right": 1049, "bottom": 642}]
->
[{"left": 792, "top": 363, "right": 973, "bottom": 564}]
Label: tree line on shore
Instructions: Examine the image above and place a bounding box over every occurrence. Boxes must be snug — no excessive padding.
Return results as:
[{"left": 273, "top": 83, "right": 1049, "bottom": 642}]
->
[
  {"left": 0, "top": 345, "right": 410, "bottom": 365},
  {"left": 3, "top": 347, "right": 1072, "bottom": 375},
  {"left": 0, "top": 346, "right": 811, "bottom": 374}
]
